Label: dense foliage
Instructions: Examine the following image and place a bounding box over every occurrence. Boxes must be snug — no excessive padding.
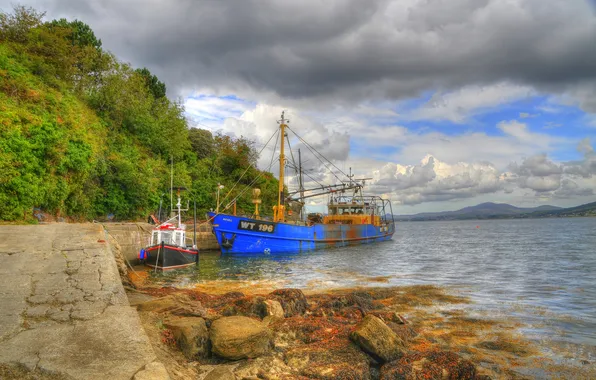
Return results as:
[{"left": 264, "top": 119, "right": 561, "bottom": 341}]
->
[{"left": 0, "top": 5, "right": 278, "bottom": 222}]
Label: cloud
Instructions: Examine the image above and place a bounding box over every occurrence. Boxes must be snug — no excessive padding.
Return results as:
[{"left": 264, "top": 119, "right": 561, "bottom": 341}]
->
[
  {"left": 185, "top": 94, "right": 254, "bottom": 129},
  {"left": 370, "top": 155, "right": 504, "bottom": 205},
  {"left": 19, "top": 0, "right": 596, "bottom": 112},
  {"left": 553, "top": 179, "right": 594, "bottom": 198},
  {"left": 508, "top": 154, "right": 562, "bottom": 192},
  {"left": 563, "top": 138, "right": 596, "bottom": 178},
  {"left": 510, "top": 154, "right": 563, "bottom": 177},
  {"left": 409, "top": 83, "right": 533, "bottom": 122},
  {"left": 519, "top": 112, "right": 538, "bottom": 119}
]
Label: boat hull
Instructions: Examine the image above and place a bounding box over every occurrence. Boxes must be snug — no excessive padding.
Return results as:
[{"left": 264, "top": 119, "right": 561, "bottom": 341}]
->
[
  {"left": 143, "top": 244, "right": 198, "bottom": 271},
  {"left": 208, "top": 213, "right": 395, "bottom": 254}
]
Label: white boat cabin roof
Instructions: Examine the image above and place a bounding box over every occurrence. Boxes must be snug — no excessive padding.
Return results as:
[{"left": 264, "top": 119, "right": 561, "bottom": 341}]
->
[{"left": 151, "top": 223, "right": 186, "bottom": 247}]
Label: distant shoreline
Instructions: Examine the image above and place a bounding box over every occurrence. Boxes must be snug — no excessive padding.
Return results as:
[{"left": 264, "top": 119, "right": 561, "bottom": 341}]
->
[{"left": 393, "top": 200, "right": 596, "bottom": 221}]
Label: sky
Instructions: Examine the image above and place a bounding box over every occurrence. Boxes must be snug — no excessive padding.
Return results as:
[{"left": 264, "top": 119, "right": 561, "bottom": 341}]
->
[{"left": 4, "top": 0, "right": 596, "bottom": 214}]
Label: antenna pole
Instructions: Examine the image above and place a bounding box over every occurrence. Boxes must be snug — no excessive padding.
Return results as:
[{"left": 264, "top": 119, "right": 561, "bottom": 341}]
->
[
  {"left": 193, "top": 197, "right": 197, "bottom": 249},
  {"left": 177, "top": 189, "right": 182, "bottom": 228},
  {"left": 170, "top": 155, "right": 173, "bottom": 214}
]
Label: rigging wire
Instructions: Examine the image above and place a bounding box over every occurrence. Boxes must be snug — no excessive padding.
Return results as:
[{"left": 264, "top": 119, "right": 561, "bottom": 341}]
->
[
  {"left": 285, "top": 134, "right": 299, "bottom": 193},
  {"left": 268, "top": 129, "right": 280, "bottom": 174},
  {"left": 218, "top": 128, "right": 280, "bottom": 208},
  {"left": 301, "top": 170, "right": 326, "bottom": 189},
  {"left": 286, "top": 125, "right": 352, "bottom": 180},
  {"left": 223, "top": 154, "right": 280, "bottom": 211},
  {"left": 286, "top": 126, "right": 346, "bottom": 184}
]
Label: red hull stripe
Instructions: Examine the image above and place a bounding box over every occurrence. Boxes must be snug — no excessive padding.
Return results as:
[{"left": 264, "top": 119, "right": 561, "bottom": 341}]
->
[{"left": 145, "top": 245, "right": 198, "bottom": 255}]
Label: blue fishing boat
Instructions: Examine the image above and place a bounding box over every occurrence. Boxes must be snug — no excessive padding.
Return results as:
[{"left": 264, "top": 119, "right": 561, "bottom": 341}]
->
[{"left": 209, "top": 112, "right": 395, "bottom": 254}]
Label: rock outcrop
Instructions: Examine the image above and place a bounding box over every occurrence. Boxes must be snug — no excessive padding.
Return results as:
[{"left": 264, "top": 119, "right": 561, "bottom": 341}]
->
[
  {"left": 350, "top": 314, "right": 407, "bottom": 363},
  {"left": 269, "top": 288, "right": 307, "bottom": 317},
  {"left": 209, "top": 316, "right": 271, "bottom": 360},
  {"left": 164, "top": 316, "right": 210, "bottom": 359}
]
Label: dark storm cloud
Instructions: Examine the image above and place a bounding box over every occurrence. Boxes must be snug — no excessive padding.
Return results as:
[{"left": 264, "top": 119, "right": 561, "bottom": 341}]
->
[{"left": 6, "top": 0, "right": 596, "bottom": 108}]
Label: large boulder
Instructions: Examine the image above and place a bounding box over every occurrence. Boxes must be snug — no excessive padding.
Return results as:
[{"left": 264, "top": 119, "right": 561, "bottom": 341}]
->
[
  {"left": 380, "top": 350, "right": 477, "bottom": 380},
  {"left": 164, "top": 316, "right": 210, "bottom": 359},
  {"left": 137, "top": 294, "right": 207, "bottom": 318},
  {"left": 269, "top": 289, "right": 307, "bottom": 317},
  {"left": 350, "top": 314, "right": 407, "bottom": 363},
  {"left": 209, "top": 316, "right": 271, "bottom": 360}
]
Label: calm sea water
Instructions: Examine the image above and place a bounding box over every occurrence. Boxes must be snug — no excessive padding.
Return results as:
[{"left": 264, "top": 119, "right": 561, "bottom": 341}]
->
[{"left": 166, "top": 217, "right": 596, "bottom": 356}]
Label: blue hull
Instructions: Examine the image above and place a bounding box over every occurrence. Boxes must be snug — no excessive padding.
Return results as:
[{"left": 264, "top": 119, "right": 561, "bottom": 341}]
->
[{"left": 208, "top": 212, "right": 395, "bottom": 254}]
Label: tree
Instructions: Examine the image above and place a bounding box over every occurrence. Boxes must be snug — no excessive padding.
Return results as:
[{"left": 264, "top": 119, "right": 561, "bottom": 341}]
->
[
  {"left": 47, "top": 18, "right": 102, "bottom": 49},
  {"left": 135, "top": 67, "right": 166, "bottom": 99},
  {"left": 0, "top": 5, "right": 45, "bottom": 43},
  {"left": 188, "top": 128, "right": 215, "bottom": 160}
]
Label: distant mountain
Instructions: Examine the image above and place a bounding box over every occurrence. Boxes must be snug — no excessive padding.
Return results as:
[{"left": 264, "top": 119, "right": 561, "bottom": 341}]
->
[
  {"left": 393, "top": 202, "right": 572, "bottom": 221},
  {"left": 526, "top": 201, "right": 596, "bottom": 218}
]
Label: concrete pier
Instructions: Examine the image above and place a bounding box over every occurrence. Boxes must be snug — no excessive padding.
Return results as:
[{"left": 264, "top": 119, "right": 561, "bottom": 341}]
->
[{"left": 0, "top": 224, "right": 159, "bottom": 379}]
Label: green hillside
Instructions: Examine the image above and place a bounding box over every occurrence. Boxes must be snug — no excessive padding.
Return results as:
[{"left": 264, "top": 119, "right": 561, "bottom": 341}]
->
[
  {"left": 0, "top": 6, "right": 278, "bottom": 222},
  {"left": 528, "top": 201, "right": 596, "bottom": 218}
]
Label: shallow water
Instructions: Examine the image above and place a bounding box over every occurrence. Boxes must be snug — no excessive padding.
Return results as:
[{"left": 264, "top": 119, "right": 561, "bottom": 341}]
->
[{"left": 160, "top": 217, "right": 596, "bottom": 360}]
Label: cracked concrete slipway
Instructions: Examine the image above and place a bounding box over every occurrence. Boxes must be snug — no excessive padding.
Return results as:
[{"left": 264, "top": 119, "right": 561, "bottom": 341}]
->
[{"left": 0, "top": 224, "right": 159, "bottom": 379}]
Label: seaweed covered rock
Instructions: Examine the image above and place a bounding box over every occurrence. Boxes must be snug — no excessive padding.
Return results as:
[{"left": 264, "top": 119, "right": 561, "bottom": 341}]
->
[
  {"left": 164, "top": 316, "right": 210, "bottom": 359},
  {"left": 380, "top": 350, "right": 477, "bottom": 380},
  {"left": 209, "top": 316, "right": 271, "bottom": 360},
  {"left": 350, "top": 314, "right": 407, "bottom": 363},
  {"left": 269, "top": 288, "right": 308, "bottom": 317},
  {"left": 285, "top": 343, "right": 370, "bottom": 379}
]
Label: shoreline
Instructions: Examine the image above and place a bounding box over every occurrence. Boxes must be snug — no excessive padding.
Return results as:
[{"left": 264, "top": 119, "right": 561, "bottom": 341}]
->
[{"left": 129, "top": 271, "right": 595, "bottom": 379}]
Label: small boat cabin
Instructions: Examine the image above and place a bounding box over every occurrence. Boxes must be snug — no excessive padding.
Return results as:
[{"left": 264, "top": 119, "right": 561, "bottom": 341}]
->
[{"left": 151, "top": 223, "right": 187, "bottom": 247}]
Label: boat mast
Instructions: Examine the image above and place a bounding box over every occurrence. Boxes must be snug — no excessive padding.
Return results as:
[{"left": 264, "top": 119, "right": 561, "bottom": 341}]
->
[
  {"left": 176, "top": 189, "right": 182, "bottom": 228},
  {"left": 274, "top": 112, "right": 288, "bottom": 222},
  {"left": 298, "top": 148, "right": 305, "bottom": 220}
]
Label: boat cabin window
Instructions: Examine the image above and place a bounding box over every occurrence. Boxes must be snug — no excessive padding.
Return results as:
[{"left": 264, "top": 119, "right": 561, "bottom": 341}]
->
[{"left": 331, "top": 206, "right": 367, "bottom": 215}]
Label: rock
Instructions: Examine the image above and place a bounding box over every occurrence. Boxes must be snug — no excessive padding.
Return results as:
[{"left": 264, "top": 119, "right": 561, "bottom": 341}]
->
[
  {"left": 232, "top": 295, "right": 267, "bottom": 317},
  {"left": 269, "top": 289, "right": 307, "bottom": 317},
  {"left": 164, "top": 316, "right": 210, "bottom": 359},
  {"left": 380, "top": 350, "right": 477, "bottom": 380},
  {"left": 209, "top": 316, "right": 271, "bottom": 360},
  {"left": 285, "top": 343, "right": 370, "bottom": 379},
  {"left": 234, "top": 355, "right": 294, "bottom": 379},
  {"left": 133, "top": 361, "right": 170, "bottom": 380},
  {"left": 350, "top": 314, "right": 407, "bottom": 363},
  {"left": 137, "top": 294, "right": 207, "bottom": 317},
  {"left": 263, "top": 299, "right": 284, "bottom": 319},
  {"left": 262, "top": 315, "right": 283, "bottom": 327},
  {"left": 386, "top": 321, "right": 418, "bottom": 343},
  {"left": 204, "top": 366, "right": 236, "bottom": 380}
]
